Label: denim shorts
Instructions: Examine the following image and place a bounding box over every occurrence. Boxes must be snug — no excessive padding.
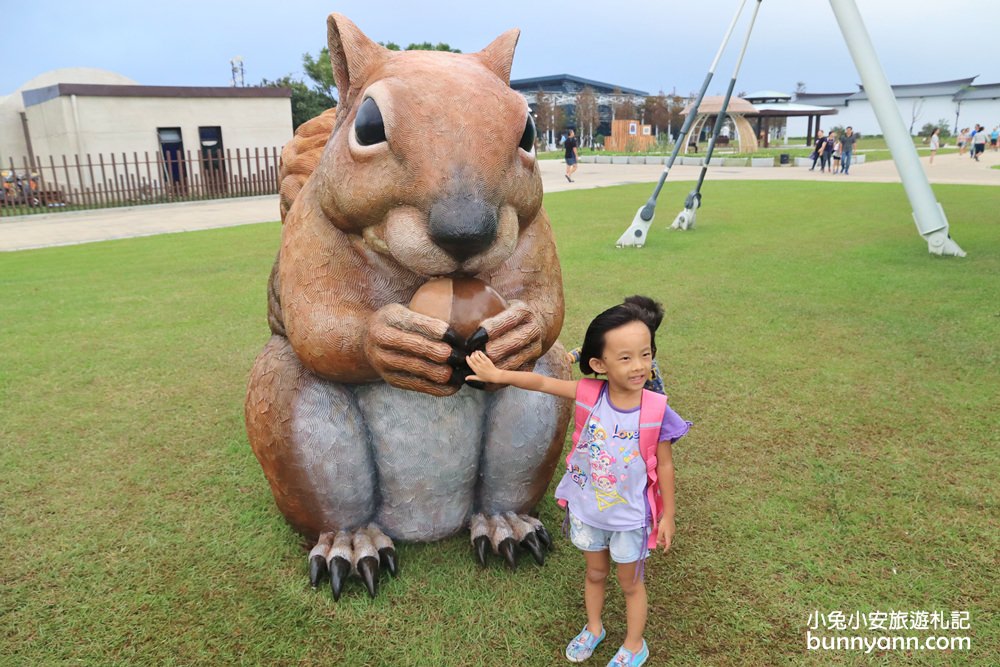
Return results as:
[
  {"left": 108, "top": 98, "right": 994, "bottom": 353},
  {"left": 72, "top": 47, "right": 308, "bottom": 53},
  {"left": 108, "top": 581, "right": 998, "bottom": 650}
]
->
[{"left": 568, "top": 513, "right": 648, "bottom": 563}]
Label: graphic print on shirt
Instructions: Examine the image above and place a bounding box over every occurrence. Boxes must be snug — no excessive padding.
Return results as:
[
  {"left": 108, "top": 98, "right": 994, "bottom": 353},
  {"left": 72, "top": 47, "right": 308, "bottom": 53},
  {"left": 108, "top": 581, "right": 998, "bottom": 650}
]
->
[{"left": 572, "top": 414, "right": 642, "bottom": 511}]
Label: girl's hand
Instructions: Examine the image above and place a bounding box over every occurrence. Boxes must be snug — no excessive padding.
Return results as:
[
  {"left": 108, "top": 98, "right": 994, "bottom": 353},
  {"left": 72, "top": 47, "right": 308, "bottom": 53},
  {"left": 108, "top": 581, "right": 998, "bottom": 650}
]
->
[
  {"left": 657, "top": 517, "right": 676, "bottom": 552},
  {"left": 466, "top": 350, "right": 503, "bottom": 384}
]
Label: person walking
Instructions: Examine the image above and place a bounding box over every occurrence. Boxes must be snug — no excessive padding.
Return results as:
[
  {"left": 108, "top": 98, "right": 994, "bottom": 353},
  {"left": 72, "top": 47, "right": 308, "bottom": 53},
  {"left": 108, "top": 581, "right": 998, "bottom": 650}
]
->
[
  {"left": 809, "top": 130, "right": 825, "bottom": 171},
  {"left": 839, "top": 126, "right": 857, "bottom": 174},
  {"left": 957, "top": 128, "right": 969, "bottom": 156},
  {"left": 928, "top": 127, "right": 941, "bottom": 165},
  {"left": 819, "top": 131, "right": 835, "bottom": 173},
  {"left": 972, "top": 124, "right": 987, "bottom": 161},
  {"left": 565, "top": 129, "right": 580, "bottom": 182}
]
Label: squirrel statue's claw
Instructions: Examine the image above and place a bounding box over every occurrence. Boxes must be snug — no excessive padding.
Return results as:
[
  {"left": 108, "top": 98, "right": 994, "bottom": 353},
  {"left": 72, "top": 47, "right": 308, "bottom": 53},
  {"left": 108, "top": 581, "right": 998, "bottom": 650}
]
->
[
  {"left": 469, "top": 512, "right": 551, "bottom": 570},
  {"left": 309, "top": 525, "right": 397, "bottom": 600}
]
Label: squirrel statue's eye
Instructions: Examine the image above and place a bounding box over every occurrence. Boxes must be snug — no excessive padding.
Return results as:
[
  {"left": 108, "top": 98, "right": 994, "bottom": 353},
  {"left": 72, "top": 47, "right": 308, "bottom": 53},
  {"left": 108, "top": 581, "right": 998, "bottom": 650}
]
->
[
  {"left": 355, "top": 98, "right": 387, "bottom": 146},
  {"left": 519, "top": 115, "right": 536, "bottom": 152}
]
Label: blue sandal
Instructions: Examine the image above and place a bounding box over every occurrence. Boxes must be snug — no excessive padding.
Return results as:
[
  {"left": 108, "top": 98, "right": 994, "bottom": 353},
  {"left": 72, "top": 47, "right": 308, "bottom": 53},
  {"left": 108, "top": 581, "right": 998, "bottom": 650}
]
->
[
  {"left": 607, "top": 640, "right": 649, "bottom": 666},
  {"left": 566, "top": 625, "right": 606, "bottom": 662}
]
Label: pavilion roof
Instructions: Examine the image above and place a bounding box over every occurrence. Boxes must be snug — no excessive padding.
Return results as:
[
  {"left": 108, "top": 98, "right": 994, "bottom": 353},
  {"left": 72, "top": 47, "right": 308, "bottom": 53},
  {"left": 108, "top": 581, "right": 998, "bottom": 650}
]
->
[{"left": 681, "top": 95, "right": 758, "bottom": 116}]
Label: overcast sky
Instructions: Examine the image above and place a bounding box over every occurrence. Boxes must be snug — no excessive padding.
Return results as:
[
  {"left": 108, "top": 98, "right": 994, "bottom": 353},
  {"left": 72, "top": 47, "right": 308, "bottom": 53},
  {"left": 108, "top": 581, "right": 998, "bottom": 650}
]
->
[{"left": 4, "top": 1, "right": 996, "bottom": 98}]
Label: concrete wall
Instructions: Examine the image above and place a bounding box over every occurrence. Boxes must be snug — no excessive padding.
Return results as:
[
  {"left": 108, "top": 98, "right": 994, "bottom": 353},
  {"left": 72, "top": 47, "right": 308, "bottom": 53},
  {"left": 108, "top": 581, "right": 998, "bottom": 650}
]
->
[
  {"left": 840, "top": 97, "right": 958, "bottom": 135},
  {"left": 1, "top": 68, "right": 138, "bottom": 166},
  {"left": 959, "top": 99, "right": 1000, "bottom": 131},
  {"left": 25, "top": 94, "right": 292, "bottom": 161},
  {"left": 0, "top": 94, "right": 28, "bottom": 166},
  {"left": 789, "top": 96, "right": 1000, "bottom": 138}
]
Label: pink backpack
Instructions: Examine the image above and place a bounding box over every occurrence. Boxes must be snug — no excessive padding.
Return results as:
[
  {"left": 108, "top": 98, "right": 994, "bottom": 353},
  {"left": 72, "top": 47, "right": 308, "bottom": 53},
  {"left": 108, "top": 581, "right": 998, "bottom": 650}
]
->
[{"left": 558, "top": 378, "right": 668, "bottom": 549}]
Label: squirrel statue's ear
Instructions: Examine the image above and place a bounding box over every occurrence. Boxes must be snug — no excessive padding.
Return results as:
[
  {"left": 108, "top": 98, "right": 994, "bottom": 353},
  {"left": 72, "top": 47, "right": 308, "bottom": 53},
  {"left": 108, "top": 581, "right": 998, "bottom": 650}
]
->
[
  {"left": 477, "top": 28, "right": 520, "bottom": 85},
  {"left": 327, "top": 13, "right": 388, "bottom": 110}
]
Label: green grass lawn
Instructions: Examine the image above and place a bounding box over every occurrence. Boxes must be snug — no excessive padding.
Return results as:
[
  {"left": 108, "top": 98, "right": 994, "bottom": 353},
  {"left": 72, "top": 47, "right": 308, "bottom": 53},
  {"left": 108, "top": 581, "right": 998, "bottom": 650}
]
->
[{"left": 2, "top": 181, "right": 997, "bottom": 666}]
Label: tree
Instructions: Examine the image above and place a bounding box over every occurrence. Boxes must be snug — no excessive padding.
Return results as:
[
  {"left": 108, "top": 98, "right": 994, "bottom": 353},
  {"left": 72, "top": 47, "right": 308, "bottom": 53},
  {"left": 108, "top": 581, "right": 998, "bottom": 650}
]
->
[
  {"left": 643, "top": 92, "right": 671, "bottom": 137},
  {"left": 389, "top": 42, "right": 461, "bottom": 53},
  {"left": 534, "top": 91, "right": 554, "bottom": 149},
  {"left": 575, "top": 86, "right": 599, "bottom": 144},
  {"left": 919, "top": 119, "right": 952, "bottom": 139},
  {"left": 533, "top": 91, "right": 565, "bottom": 149},
  {"left": 302, "top": 48, "right": 337, "bottom": 97},
  {"left": 612, "top": 88, "right": 637, "bottom": 120},
  {"left": 668, "top": 94, "right": 685, "bottom": 139},
  {"left": 259, "top": 75, "right": 335, "bottom": 131},
  {"left": 304, "top": 42, "right": 460, "bottom": 91}
]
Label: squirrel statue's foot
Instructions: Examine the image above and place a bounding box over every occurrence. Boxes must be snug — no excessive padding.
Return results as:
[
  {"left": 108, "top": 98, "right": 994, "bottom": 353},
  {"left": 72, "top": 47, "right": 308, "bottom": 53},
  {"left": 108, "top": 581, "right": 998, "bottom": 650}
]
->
[
  {"left": 469, "top": 512, "right": 552, "bottom": 569},
  {"left": 308, "top": 524, "right": 397, "bottom": 600}
]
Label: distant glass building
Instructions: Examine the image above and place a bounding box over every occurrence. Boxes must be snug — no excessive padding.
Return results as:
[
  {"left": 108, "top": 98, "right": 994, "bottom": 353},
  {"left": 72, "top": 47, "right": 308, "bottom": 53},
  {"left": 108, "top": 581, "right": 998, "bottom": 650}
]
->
[{"left": 510, "top": 73, "right": 648, "bottom": 140}]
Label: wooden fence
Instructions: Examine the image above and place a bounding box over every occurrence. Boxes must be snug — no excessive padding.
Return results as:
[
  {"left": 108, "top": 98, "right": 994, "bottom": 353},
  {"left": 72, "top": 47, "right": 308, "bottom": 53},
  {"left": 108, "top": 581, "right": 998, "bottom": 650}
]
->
[{"left": 1, "top": 147, "right": 282, "bottom": 217}]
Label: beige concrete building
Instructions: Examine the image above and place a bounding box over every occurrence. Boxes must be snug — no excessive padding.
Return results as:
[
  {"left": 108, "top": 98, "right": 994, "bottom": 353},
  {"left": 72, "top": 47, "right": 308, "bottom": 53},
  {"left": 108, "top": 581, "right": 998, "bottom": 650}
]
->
[{"left": 2, "top": 68, "right": 291, "bottom": 191}]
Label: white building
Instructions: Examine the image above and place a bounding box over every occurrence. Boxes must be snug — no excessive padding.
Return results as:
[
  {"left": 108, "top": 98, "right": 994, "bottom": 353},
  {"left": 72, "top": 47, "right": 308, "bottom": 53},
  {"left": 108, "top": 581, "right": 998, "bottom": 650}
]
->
[{"left": 793, "top": 77, "right": 1000, "bottom": 137}]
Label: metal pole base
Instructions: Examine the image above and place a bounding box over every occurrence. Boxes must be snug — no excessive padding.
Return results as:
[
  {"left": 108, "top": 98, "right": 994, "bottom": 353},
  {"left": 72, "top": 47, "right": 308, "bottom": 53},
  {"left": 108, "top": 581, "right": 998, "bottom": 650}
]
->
[
  {"left": 671, "top": 208, "right": 697, "bottom": 230},
  {"left": 924, "top": 230, "right": 966, "bottom": 257},
  {"left": 616, "top": 206, "right": 653, "bottom": 248}
]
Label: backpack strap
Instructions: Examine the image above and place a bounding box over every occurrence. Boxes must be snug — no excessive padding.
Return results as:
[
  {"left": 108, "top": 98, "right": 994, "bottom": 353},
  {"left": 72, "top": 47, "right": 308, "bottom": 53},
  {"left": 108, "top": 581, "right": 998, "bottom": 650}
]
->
[
  {"left": 638, "top": 389, "right": 668, "bottom": 549},
  {"left": 557, "top": 378, "right": 605, "bottom": 509}
]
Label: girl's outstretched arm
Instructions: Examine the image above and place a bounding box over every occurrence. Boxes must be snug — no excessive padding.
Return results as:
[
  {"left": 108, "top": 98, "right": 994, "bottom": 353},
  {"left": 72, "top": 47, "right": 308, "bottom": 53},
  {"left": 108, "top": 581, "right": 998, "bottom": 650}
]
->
[{"left": 466, "top": 350, "right": 578, "bottom": 400}]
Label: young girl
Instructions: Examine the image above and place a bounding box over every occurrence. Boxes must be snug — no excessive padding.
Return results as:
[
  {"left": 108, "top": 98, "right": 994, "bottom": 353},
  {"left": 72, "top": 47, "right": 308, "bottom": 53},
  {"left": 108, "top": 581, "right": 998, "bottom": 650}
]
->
[{"left": 467, "top": 296, "right": 691, "bottom": 667}]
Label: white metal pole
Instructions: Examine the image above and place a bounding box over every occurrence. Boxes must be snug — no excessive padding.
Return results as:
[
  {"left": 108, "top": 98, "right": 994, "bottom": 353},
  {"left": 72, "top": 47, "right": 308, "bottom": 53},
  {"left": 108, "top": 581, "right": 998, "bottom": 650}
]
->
[{"left": 828, "top": 0, "right": 965, "bottom": 257}]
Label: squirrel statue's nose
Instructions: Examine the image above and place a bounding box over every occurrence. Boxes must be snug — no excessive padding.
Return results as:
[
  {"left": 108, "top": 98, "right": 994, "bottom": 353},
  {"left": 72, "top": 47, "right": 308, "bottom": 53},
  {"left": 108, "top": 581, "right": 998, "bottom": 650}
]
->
[{"left": 428, "top": 193, "right": 498, "bottom": 261}]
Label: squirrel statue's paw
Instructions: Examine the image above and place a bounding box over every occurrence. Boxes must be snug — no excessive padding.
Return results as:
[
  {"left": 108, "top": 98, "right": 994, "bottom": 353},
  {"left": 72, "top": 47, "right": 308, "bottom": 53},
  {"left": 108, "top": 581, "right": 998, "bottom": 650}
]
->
[
  {"left": 469, "top": 512, "right": 552, "bottom": 569},
  {"left": 308, "top": 524, "right": 398, "bottom": 600}
]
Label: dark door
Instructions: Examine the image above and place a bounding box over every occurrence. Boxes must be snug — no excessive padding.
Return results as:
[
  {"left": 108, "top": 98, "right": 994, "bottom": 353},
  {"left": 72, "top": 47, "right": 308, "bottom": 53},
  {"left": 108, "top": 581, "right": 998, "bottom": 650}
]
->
[
  {"left": 157, "top": 127, "right": 187, "bottom": 192},
  {"left": 199, "top": 126, "right": 227, "bottom": 195}
]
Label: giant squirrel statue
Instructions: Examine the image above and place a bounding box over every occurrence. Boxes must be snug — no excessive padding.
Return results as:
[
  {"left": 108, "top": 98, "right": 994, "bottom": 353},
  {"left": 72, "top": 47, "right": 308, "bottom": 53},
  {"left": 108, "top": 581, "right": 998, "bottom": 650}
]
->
[{"left": 245, "top": 13, "right": 572, "bottom": 599}]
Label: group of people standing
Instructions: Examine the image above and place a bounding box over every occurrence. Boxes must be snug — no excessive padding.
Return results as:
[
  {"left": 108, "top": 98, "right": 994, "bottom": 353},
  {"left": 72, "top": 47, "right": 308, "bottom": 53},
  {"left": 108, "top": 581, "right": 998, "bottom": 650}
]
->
[
  {"left": 809, "top": 127, "right": 858, "bottom": 175},
  {"left": 955, "top": 125, "right": 998, "bottom": 162}
]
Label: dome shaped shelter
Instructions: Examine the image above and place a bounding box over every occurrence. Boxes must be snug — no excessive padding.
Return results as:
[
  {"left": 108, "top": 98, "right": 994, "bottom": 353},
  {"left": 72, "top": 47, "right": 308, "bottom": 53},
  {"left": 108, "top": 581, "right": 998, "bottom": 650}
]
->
[{"left": 680, "top": 95, "right": 759, "bottom": 154}]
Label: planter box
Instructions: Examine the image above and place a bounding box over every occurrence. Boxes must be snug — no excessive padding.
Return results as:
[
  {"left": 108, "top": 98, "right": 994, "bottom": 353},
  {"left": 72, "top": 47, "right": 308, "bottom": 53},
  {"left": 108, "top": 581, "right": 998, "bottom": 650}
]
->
[
  {"left": 611, "top": 156, "right": 630, "bottom": 165},
  {"left": 595, "top": 156, "right": 613, "bottom": 164},
  {"left": 580, "top": 156, "right": 596, "bottom": 164},
  {"left": 751, "top": 157, "right": 775, "bottom": 168},
  {"left": 707, "top": 157, "right": 724, "bottom": 167},
  {"left": 854, "top": 154, "right": 866, "bottom": 164},
  {"left": 722, "top": 158, "right": 748, "bottom": 167},
  {"left": 795, "top": 157, "right": 813, "bottom": 167},
  {"left": 681, "top": 156, "right": 702, "bottom": 166}
]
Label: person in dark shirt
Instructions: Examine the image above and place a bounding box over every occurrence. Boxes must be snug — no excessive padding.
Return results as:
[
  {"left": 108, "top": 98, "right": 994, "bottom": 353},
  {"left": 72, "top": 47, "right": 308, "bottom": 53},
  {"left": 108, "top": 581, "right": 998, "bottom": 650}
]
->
[
  {"left": 820, "top": 132, "right": 835, "bottom": 173},
  {"left": 839, "top": 126, "right": 857, "bottom": 174},
  {"left": 564, "top": 129, "right": 579, "bottom": 182},
  {"left": 809, "top": 130, "right": 825, "bottom": 171}
]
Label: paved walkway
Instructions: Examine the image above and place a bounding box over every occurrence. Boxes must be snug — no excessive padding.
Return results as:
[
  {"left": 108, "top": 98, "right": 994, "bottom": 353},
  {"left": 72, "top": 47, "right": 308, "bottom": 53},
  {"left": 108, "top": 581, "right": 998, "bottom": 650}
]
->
[{"left": 2, "top": 149, "right": 997, "bottom": 252}]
